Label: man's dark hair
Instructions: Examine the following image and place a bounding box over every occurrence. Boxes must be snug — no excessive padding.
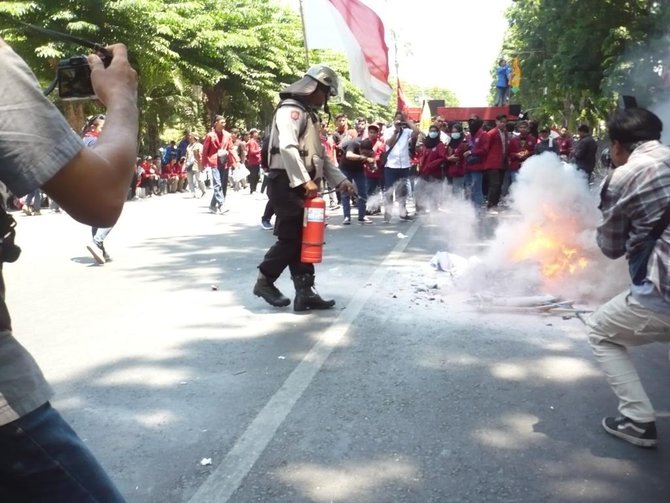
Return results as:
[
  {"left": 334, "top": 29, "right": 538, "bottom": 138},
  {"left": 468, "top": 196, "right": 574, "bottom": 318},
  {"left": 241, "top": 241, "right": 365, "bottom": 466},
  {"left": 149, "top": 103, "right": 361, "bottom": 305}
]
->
[
  {"left": 335, "top": 113, "right": 346, "bottom": 120},
  {"left": 577, "top": 124, "right": 590, "bottom": 134},
  {"left": 607, "top": 108, "right": 662, "bottom": 150},
  {"left": 495, "top": 114, "right": 507, "bottom": 121},
  {"left": 360, "top": 139, "right": 373, "bottom": 151}
]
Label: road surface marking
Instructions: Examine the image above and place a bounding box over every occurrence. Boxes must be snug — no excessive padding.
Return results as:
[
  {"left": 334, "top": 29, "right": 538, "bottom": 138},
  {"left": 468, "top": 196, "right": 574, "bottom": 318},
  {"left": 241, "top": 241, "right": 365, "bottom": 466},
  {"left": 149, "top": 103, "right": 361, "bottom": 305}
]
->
[{"left": 189, "top": 219, "right": 421, "bottom": 502}]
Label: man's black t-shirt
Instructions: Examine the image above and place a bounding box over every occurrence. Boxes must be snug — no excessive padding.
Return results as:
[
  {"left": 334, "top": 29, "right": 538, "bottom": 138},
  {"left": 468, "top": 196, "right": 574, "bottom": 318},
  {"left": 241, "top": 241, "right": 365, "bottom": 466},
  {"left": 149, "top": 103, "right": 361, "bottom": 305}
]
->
[
  {"left": 574, "top": 135, "right": 598, "bottom": 171},
  {"left": 338, "top": 139, "right": 366, "bottom": 171}
]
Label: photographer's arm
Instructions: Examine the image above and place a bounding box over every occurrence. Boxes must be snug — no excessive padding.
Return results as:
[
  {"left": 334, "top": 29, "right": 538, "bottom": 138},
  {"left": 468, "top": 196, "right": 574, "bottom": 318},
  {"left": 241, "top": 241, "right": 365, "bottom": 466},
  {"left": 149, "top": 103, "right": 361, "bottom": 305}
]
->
[{"left": 43, "top": 44, "right": 138, "bottom": 228}]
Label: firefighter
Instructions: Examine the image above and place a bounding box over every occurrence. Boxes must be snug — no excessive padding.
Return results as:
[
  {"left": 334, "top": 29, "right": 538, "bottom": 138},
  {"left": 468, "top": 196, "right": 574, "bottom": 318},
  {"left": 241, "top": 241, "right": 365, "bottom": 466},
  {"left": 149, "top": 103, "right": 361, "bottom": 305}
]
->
[{"left": 254, "top": 65, "right": 355, "bottom": 311}]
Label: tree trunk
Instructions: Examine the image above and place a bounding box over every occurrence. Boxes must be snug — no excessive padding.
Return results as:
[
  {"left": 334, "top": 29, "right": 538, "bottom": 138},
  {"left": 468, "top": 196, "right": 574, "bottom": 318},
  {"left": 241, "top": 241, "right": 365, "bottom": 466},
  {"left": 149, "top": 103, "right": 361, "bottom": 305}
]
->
[
  {"left": 61, "top": 101, "right": 86, "bottom": 134},
  {"left": 202, "top": 80, "right": 225, "bottom": 126}
]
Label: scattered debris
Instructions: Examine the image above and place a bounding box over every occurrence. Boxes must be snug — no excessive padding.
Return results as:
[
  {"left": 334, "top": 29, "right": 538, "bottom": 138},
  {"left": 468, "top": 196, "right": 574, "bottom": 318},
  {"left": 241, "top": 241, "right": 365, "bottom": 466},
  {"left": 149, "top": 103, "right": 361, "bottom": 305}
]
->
[
  {"left": 200, "top": 458, "right": 212, "bottom": 466},
  {"left": 210, "top": 284, "right": 218, "bottom": 291},
  {"left": 397, "top": 232, "right": 407, "bottom": 239},
  {"left": 277, "top": 355, "right": 286, "bottom": 360},
  {"left": 233, "top": 370, "right": 247, "bottom": 376},
  {"left": 471, "top": 294, "right": 593, "bottom": 319}
]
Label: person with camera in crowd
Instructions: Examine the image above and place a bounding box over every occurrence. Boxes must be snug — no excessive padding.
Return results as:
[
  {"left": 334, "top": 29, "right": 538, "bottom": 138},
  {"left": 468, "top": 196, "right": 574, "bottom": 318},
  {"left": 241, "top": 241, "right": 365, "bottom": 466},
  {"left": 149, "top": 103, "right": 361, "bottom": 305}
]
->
[
  {"left": 253, "top": 64, "right": 354, "bottom": 312},
  {"left": 587, "top": 107, "right": 670, "bottom": 448},
  {"left": 382, "top": 111, "right": 420, "bottom": 223},
  {"left": 0, "top": 38, "right": 137, "bottom": 501}
]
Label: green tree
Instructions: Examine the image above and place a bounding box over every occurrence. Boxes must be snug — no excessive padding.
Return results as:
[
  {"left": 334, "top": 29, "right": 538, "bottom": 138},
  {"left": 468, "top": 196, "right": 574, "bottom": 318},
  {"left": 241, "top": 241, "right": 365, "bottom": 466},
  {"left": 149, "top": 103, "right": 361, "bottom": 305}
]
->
[{"left": 501, "top": 0, "right": 670, "bottom": 130}]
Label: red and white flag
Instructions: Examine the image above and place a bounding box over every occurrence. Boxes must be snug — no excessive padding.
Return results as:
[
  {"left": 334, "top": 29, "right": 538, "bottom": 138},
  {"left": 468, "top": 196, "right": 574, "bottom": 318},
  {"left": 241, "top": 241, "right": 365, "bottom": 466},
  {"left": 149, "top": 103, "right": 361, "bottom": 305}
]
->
[{"left": 302, "top": 0, "right": 392, "bottom": 105}]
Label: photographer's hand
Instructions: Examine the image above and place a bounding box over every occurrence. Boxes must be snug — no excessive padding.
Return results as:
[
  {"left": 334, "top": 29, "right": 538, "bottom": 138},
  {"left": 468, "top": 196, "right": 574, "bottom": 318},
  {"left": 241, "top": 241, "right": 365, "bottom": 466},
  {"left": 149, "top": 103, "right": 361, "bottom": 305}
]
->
[
  {"left": 88, "top": 44, "right": 137, "bottom": 108},
  {"left": 43, "top": 43, "right": 139, "bottom": 227}
]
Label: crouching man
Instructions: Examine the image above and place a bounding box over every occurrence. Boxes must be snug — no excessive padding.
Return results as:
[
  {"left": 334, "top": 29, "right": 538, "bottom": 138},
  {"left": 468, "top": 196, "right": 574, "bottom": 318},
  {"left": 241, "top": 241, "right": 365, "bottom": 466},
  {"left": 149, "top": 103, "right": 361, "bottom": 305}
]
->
[{"left": 587, "top": 107, "right": 670, "bottom": 448}]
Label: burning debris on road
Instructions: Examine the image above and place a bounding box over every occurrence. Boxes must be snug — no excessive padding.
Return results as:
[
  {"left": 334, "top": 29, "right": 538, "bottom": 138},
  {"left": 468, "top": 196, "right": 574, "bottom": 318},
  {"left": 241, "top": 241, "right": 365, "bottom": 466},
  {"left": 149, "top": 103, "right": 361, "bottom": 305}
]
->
[{"left": 428, "top": 153, "right": 629, "bottom": 314}]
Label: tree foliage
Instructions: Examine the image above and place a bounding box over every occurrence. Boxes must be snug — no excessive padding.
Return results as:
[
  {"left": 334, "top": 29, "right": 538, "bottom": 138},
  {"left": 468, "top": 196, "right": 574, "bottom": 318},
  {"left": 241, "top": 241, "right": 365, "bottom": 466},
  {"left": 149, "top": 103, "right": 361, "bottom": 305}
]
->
[
  {"left": 0, "top": 1, "right": 459, "bottom": 150},
  {"left": 502, "top": 0, "right": 670, "bottom": 130}
]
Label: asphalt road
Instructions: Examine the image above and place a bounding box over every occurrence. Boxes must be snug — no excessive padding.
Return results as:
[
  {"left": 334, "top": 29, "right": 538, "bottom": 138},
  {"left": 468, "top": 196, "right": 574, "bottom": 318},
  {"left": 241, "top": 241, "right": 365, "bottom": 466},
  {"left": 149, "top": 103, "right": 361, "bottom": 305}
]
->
[{"left": 6, "top": 187, "right": 669, "bottom": 502}]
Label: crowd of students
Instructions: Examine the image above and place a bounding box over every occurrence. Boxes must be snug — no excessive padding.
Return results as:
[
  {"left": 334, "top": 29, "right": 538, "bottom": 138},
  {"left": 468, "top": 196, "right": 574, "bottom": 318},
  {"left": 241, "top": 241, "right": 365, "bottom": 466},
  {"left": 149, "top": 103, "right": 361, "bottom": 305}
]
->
[{"left": 320, "top": 113, "right": 599, "bottom": 221}]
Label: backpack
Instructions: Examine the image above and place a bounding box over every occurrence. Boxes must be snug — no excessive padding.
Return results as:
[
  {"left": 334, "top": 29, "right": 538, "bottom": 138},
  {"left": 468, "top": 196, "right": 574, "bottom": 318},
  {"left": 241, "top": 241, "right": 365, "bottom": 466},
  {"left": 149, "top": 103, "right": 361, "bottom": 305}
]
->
[{"left": 261, "top": 99, "right": 311, "bottom": 171}]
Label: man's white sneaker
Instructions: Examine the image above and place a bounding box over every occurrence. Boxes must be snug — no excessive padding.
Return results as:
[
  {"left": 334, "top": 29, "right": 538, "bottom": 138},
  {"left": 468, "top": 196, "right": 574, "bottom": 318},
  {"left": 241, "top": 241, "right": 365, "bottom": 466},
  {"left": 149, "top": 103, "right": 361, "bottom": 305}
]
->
[{"left": 86, "top": 242, "right": 105, "bottom": 265}]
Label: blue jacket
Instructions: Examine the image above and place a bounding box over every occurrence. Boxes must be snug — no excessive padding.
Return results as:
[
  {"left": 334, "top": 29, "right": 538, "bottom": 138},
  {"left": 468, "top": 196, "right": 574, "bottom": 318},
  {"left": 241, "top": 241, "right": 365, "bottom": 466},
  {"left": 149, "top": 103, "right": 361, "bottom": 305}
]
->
[{"left": 496, "top": 65, "right": 511, "bottom": 88}]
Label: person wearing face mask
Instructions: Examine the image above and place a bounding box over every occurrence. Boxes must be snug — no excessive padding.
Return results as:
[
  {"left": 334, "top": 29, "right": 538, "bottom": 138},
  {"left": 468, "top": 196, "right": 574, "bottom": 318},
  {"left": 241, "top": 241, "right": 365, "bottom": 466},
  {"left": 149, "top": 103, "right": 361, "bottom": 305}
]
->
[
  {"left": 416, "top": 124, "right": 448, "bottom": 213},
  {"left": 446, "top": 124, "right": 468, "bottom": 198},
  {"left": 483, "top": 114, "right": 510, "bottom": 213},
  {"left": 462, "top": 115, "right": 489, "bottom": 211},
  {"left": 586, "top": 107, "right": 670, "bottom": 448}
]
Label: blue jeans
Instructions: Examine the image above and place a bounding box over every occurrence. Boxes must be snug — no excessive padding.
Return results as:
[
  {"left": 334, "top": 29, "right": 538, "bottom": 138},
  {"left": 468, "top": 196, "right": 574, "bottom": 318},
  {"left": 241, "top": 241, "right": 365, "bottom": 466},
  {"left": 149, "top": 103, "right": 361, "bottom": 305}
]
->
[
  {"left": 209, "top": 167, "right": 229, "bottom": 209},
  {"left": 383, "top": 168, "right": 410, "bottom": 218},
  {"left": 452, "top": 176, "right": 466, "bottom": 198},
  {"left": 341, "top": 167, "right": 367, "bottom": 220},
  {"left": 0, "top": 403, "right": 125, "bottom": 502},
  {"left": 494, "top": 86, "right": 508, "bottom": 106},
  {"left": 25, "top": 188, "right": 41, "bottom": 209},
  {"left": 466, "top": 171, "right": 484, "bottom": 208}
]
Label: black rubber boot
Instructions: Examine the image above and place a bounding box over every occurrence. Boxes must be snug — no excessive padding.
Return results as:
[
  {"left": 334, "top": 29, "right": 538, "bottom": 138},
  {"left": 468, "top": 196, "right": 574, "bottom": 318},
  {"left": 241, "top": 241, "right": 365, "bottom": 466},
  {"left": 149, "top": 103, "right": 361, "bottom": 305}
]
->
[
  {"left": 253, "top": 271, "right": 290, "bottom": 307},
  {"left": 292, "top": 273, "right": 335, "bottom": 312}
]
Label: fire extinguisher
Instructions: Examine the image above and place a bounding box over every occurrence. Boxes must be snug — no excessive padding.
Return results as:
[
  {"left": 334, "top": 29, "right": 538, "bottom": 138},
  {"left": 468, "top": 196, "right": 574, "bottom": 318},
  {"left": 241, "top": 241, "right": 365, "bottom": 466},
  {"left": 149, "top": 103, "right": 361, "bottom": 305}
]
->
[{"left": 301, "top": 196, "right": 326, "bottom": 263}]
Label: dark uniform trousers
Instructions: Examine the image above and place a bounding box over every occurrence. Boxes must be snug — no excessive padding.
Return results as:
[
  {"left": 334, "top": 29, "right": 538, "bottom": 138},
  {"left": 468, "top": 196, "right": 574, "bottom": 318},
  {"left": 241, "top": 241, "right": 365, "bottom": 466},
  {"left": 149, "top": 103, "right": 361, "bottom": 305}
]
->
[{"left": 258, "top": 170, "right": 314, "bottom": 279}]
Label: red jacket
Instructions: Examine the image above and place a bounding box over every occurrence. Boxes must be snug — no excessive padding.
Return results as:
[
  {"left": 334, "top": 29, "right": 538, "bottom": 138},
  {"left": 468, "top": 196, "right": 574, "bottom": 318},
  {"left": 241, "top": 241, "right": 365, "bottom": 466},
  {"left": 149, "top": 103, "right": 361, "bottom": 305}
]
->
[
  {"left": 246, "top": 138, "right": 261, "bottom": 165},
  {"left": 484, "top": 127, "right": 509, "bottom": 170},
  {"left": 162, "top": 161, "right": 180, "bottom": 178},
  {"left": 465, "top": 129, "right": 489, "bottom": 172},
  {"left": 202, "top": 129, "right": 234, "bottom": 169},
  {"left": 419, "top": 142, "right": 447, "bottom": 178},
  {"left": 366, "top": 139, "right": 385, "bottom": 179},
  {"left": 556, "top": 135, "right": 573, "bottom": 157},
  {"left": 447, "top": 141, "right": 468, "bottom": 178},
  {"left": 508, "top": 134, "right": 536, "bottom": 171}
]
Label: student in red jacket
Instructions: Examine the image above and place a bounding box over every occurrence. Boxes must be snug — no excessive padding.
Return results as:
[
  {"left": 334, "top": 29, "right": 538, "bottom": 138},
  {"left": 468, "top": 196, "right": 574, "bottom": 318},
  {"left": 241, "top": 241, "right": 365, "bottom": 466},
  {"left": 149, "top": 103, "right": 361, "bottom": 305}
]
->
[
  {"left": 202, "top": 115, "right": 234, "bottom": 214},
  {"left": 447, "top": 123, "right": 468, "bottom": 198},
  {"left": 416, "top": 124, "right": 447, "bottom": 212},
  {"left": 463, "top": 116, "right": 489, "bottom": 209},
  {"left": 556, "top": 126, "right": 573, "bottom": 161},
  {"left": 365, "top": 124, "right": 385, "bottom": 214},
  {"left": 483, "top": 114, "right": 509, "bottom": 211},
  {"left": 246, "top": 129, "right": 262, "bottom": 194}
]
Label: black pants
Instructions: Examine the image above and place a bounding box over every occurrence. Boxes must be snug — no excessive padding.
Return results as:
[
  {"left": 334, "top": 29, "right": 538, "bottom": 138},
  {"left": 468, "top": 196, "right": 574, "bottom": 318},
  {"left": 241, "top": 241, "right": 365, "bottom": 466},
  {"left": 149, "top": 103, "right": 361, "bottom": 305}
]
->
[
  {"left": 258, "top": 171, "right": 313, "bottom": 280},
  {"left": 262, "top": 200, "right": 274, "bottom": 221},
  {"left": 248, "top": 164, "right": 261, "bottom": 193},
  {"left": 486, "top": 169, "right": 504, "bottom": 208}
]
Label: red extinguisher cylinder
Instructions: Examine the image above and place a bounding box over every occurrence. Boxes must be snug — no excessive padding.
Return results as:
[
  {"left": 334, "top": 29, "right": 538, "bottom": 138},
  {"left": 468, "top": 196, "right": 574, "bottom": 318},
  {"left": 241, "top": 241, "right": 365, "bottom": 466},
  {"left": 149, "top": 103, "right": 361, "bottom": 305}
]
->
[{"left": 301, "top": 196, "right": 326, "bottom": 263}]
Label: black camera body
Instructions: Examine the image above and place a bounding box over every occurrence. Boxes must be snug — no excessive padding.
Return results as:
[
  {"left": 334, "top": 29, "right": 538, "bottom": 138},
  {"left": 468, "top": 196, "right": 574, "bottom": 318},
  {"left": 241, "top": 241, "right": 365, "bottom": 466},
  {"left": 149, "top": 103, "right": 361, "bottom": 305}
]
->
[
  {"left": 57, "top": 51, "right": 111, "bottom": 100},
  {"left": 0, "top": 209, "right": 21, "bottom": 263}
]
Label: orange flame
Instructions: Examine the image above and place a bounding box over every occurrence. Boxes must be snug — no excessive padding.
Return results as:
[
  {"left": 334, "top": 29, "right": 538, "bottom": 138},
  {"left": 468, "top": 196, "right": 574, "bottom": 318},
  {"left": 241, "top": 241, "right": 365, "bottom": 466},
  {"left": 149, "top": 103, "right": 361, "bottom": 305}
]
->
[{"left": 511, "top": 224, "right": 589, "bottom": 279}]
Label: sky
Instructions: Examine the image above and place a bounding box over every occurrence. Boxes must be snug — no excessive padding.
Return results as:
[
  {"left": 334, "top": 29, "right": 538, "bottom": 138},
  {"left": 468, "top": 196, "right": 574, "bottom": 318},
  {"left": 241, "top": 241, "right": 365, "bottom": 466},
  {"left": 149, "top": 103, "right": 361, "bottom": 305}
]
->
[{"left": 279, "top": 0, "right": 513, "bottom": 106}]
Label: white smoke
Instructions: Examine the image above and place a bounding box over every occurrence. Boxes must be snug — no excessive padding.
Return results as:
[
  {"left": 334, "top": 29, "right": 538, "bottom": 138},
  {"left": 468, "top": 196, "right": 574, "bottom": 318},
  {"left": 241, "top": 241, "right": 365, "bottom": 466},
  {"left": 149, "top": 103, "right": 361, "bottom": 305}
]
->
[
  {"left": 432, "top": 154, "right": 628, "bottom": 303},
  {"left": 486, "top": 153, "right": 628, "bottom": 302}
]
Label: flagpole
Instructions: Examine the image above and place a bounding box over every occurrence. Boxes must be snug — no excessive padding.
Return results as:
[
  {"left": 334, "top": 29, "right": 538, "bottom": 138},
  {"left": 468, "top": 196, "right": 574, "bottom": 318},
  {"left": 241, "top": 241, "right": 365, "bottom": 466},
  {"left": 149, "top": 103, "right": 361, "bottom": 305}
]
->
[
  {"left": 393, "top": 29, "right": 401, "bottom": 112},
  {"left": 299, "top": 0, "right": 310, "bottom": 67}
]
